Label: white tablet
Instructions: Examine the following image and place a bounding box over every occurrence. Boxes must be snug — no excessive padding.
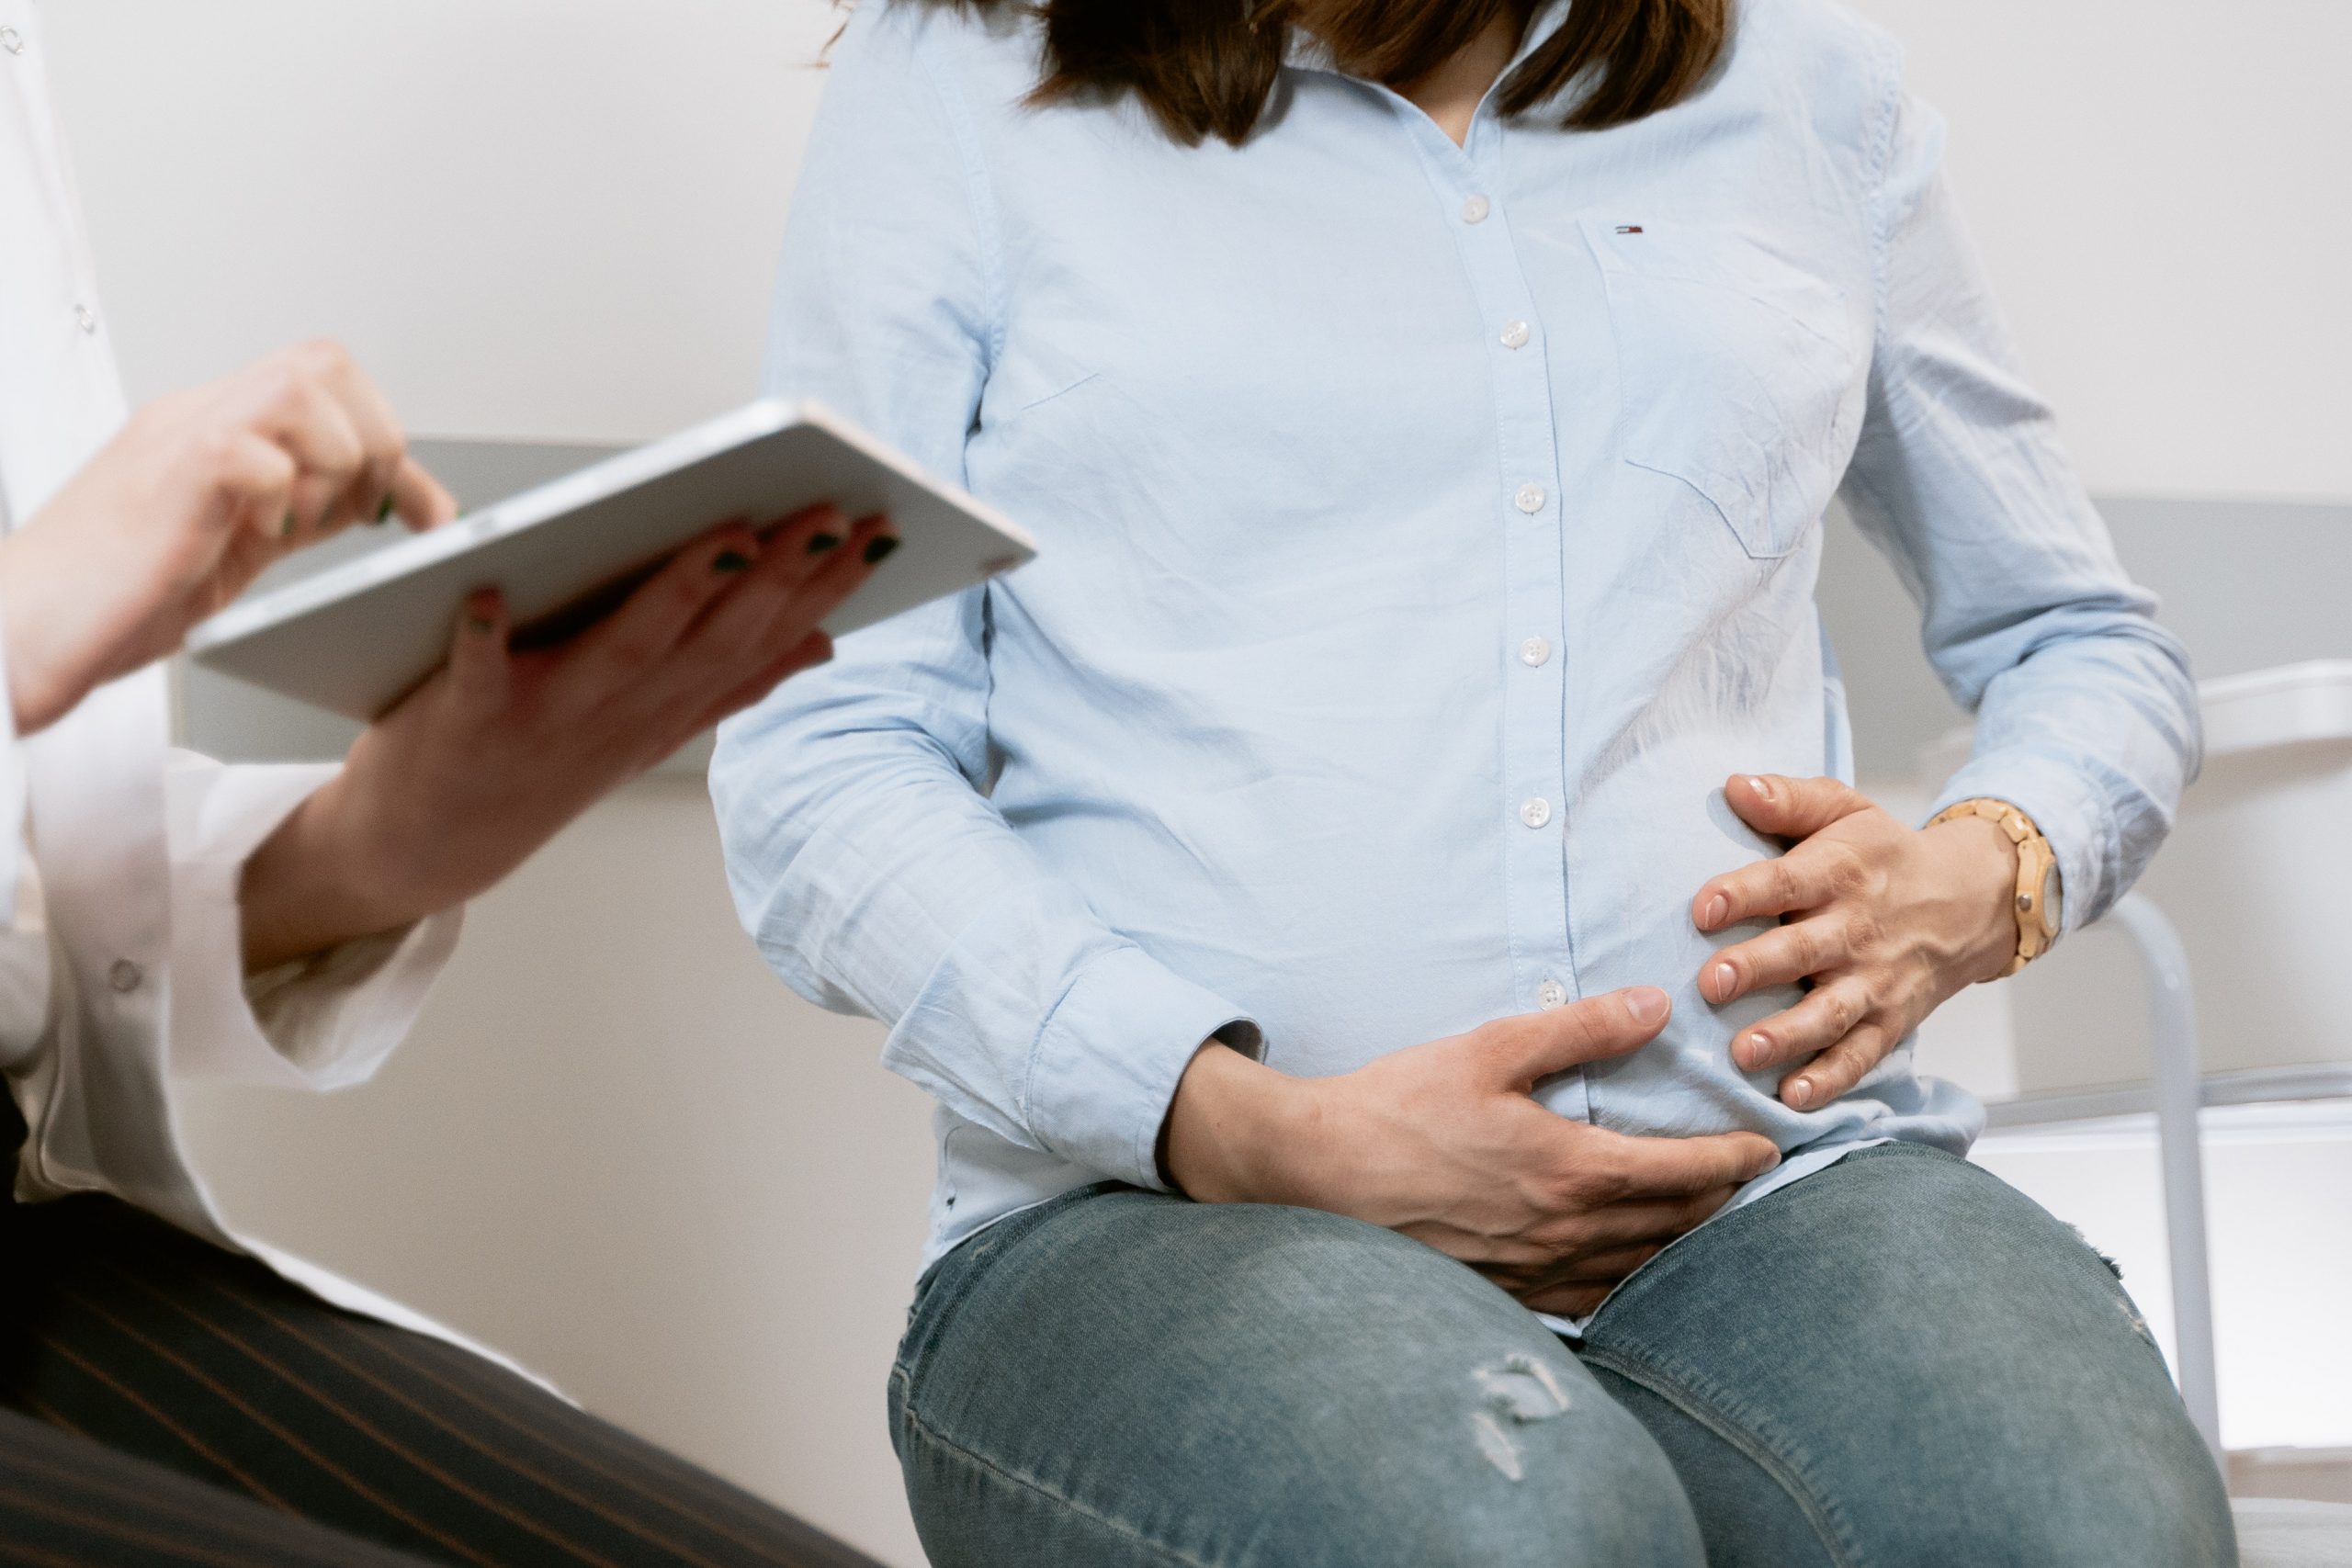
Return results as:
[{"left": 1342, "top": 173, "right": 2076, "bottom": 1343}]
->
[{"left": 187, "top": 400, "right": 1036, "bottom": 721}]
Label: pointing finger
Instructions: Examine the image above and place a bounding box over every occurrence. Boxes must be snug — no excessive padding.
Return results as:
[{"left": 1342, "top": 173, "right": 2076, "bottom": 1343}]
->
[
  {"left": 299, "top": 338, "right": 413, "bottom": 529},
  {"left": 386, "top": 452, "right": 459, "bottom": 531}
]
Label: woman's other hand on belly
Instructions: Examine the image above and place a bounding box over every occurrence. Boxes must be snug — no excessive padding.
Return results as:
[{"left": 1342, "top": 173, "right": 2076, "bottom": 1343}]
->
[
  {"left": 1160, "top": 989, "right": 1783, "bottom": 1318},
  {"left": 1692, "top": 774, "right": 2018, "bottom": 1112}
]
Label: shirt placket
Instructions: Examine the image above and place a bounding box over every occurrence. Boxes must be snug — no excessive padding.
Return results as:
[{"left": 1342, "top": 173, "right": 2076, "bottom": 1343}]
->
[
  {"left": 1416, "top": 111, "right": 1586, "bottom": 1120},
  {"left": 0, "top": 0, "right": 121, "bottom": 525}
]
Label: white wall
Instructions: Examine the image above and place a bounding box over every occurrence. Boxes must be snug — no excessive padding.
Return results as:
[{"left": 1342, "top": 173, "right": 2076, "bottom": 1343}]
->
[
  {"left": 44, "top": 0, "right": 840, "bottom": 444},
  {"left": 46, "top": 0, "right": 2352, "bottom": 497},
  {"left": 1842, "top": 0, "right": 2352, "bottom": 502},
  {"left": 30, "top": 2, "right": 2352, "bottom": 1560}
]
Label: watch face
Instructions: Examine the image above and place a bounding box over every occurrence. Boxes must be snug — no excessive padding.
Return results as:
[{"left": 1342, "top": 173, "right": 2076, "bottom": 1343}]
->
[{"left": 2039, "top": 862, "right": 2064, "bottom": 937}]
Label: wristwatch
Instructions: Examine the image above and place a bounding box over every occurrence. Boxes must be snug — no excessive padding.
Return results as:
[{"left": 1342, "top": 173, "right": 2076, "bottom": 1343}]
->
[{"left": 1928, "top": 798, "right": 2063, "bottom": 978}]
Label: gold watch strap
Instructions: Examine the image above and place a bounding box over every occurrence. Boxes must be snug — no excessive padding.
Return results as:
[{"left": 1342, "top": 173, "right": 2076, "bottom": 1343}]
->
[{"left": 1928, "top": 797, "right": 2057, "bottom": 978}]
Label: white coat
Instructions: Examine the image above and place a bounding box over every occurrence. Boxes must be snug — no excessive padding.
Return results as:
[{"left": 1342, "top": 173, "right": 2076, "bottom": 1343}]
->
[{"left": 0, "top": 0, "right": 521, "bottom": 1363}]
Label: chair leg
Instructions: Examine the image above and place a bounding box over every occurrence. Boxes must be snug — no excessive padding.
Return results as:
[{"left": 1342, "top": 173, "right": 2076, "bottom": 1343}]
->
[{"left": 2108, "top": 893, "right": 2224, "bottom": 1462}]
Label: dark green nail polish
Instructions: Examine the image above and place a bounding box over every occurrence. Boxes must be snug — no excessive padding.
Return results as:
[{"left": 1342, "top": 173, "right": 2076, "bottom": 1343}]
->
[
  {"left": 714, "top": 550, "right": 753, "bottom": 574},
  {"left": 807, "top": 533, "right": 842, "bottom": 556},
  {"left": 863, "top": 536, "right": 900, "bottom": 566},
  {"left": 281, "top": 511, "right": 298, "bottom": 537},
  {"left": 467, "top": 615, "right": 496, "bottom": 634},
  {"left": 374, "top": 492, "right": 396, "bottom": 525}
]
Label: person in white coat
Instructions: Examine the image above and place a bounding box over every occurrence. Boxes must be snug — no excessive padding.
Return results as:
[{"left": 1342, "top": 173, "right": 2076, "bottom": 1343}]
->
[{"left": 0, "top": 5, "right": 892, "bottom": 1562}]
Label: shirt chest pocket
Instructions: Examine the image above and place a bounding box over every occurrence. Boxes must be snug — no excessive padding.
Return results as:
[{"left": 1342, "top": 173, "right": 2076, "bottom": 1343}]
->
[{"left": 1582, "top": 218, "right": 1869, "bottom": 559}]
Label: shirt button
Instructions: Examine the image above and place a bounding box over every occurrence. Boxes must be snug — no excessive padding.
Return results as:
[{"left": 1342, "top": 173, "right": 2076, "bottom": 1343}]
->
[
  {"left": 1520, "top": 797, "right": 1553, "bottom": 829},
  {"left": 1500, "top": 321, "right": 1532, "bottom": 350},
  {"left": 74, "top": 304, "right": 96, "bottom": 335},
  {"left": 1515, "top": 484, "right": 1547, "bottom": 514},
  {"left": 1538, "top": 980, "right": 1569, "bottom": 1010},
  {"left": 1, "top": 28, "right": 23, "bottom": 55},
  {"left": 1520, "top": 637, "right": 1552, "bottom": 668},
  {"left": 1461, "top": 195, "right": 1492, "bottom": 225},
  {"left": 108, "top": 959, "right": 144, "bottom": 994}
]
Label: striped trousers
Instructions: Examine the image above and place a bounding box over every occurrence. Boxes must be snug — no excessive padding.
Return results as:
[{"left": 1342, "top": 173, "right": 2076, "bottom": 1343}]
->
[{"left": 0, "top": 1115, "right": 883, "bottom": 1566}]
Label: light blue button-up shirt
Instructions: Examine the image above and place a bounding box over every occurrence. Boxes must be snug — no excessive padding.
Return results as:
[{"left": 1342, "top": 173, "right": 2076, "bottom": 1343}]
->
[{"left": 713, "top": 0, "right": 2199, "bottom": 1273}]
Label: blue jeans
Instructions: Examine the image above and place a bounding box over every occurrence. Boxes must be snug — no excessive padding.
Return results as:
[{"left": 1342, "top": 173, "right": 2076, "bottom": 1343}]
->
[{"left": 888, "top": 1145, "right": 2234, "bottom": 1566}]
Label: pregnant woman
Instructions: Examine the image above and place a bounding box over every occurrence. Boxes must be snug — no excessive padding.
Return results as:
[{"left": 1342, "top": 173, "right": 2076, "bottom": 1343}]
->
[{"left": 714, "top": 1, "right": 2228, "bottom": 1562}]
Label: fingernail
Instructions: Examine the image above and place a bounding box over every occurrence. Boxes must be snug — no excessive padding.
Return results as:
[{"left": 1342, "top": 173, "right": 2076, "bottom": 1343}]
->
[
  {"left": 281, "top": 511, "right": 298, "bottom": 537},
  {"left": 1788, "top": 1075, "right": 1815, "bottom": 1109},
  {"left": 807, "top": 533, "right": 842, "bottom": 555},
  {"left": 373, "top": 492, "right": 395, "bottom": 525},
  {"left": 467, "top": 615, "right": 496, "bottom": 634},
  {"left": 714, "top": 550, "right": 754, "bottom": 574},
  {"left": 863, "top": 535, "right": 901, "bottom": 566},
  {"left": 1744, "top": 1031, "right": 1770, "bottom": 1068},
  {"left": 1712, "top": 961, "right": 1736, "bottom": 999},
  {"left": 1747, "top": 775, "right": 1772, "bottom": 801},
  {"left": 1702, "top": 894, "right": 1728, "bottom": 930},
  {"left": 1625, "top": 987, "right": 1669, "bottom": 1028}
]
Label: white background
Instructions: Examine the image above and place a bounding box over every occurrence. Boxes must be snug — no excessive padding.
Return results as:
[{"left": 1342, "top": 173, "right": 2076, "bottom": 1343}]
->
[
  {"left": 34, "top": 2, "right": 2352, "bottom": 1562},
  {"left": 46, "top": 0, "right": 2352, "bottom": 497}
]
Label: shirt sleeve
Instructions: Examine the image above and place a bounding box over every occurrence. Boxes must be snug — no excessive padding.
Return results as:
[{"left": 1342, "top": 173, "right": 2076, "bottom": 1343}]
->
[
  {"left": 163, "top": 752, "right": 461, "bottom": 1091},
  {"left": 1837, "top": 67, "right": 2202, "bottom": 937},
  {"left": 710, "top": 5, "right": 1258, "bottom": 1192}
]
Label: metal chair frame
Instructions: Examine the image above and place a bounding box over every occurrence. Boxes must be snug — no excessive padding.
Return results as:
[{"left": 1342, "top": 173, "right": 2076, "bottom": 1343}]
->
[{"left": 1981, "top": 893, "right": 2222, "bottom": 1458}]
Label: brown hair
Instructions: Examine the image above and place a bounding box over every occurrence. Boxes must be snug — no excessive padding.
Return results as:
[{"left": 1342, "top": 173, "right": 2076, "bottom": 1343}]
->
[{"left": 912, "top": 0, "right": 1729, "bottom": 145}]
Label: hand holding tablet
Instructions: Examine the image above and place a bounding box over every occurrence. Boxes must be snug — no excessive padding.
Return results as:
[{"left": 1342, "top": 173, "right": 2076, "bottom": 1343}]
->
[
  {"left": 230, "top": 400, "right": 1037, "bottom": 968},
  {"left": 190, "top": 400, "right": 1037, "bottom": 719}
]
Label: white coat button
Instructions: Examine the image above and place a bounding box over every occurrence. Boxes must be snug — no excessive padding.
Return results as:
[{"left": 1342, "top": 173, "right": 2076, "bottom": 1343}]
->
[
  {"left": 1520, "top": 797, "right": 1553, "bottom": 829},
  {"left": 1500, "top": 321, "right": 1532, "bottom": 350},
  {"left": 74, "top": 304, "right": 96, "bottom": 334},
  {"left": 1515, "top": 484, "right": 1547, "bottom": 514},
  {"left": 108, "top": 959, "right": 143, "bottom": 994},
  {"left": 1, "top": 28, "right": 24, "bottom": 55},
  {"left": 1538, "top": 980, "right": 1569, "bottom": 1010},
  {"left": 1520, "top": 637, "right": 1552, "bottom": 668},
  {"left": 1462, "top": 195, "right": 1491, "bottom": 225}
]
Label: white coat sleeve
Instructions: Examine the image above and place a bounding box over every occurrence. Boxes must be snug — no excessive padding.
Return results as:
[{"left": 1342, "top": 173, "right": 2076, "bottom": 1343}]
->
[
  {"left": 0, "top": 601, "right": 25, "bottom": 922},
  {"left": 164, "top": 752, "right": 462, "bottom": 1090}
]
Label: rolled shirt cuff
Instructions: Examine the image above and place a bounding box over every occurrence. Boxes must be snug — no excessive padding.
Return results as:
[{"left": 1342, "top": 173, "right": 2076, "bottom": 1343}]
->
[
  {"left": 1026, "top": 943, "right": 1261, "bottom": 1192},
  {"left": 1928, "top": 748, "right": 2113, "bottom": 943},
  {"left": 0, "top": 597, "right": 23, "bottom": 918},
  {"left": 164, "top": 752, "right": 461, "bottom": 1089}
]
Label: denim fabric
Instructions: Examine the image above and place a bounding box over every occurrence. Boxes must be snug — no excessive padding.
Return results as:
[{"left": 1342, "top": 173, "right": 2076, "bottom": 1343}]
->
[{"left": 888, "top": 1146, "right": 2233, "bottom": 1567}]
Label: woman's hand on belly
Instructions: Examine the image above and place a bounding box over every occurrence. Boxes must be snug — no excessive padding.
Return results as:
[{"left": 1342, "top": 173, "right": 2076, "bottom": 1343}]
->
[
  {"left": 1161, "top": 988, "right": 1784, "bottom": 1318},
  {"left": 1692, "top": 773, "right": 2019, "bottom": 1111}
]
